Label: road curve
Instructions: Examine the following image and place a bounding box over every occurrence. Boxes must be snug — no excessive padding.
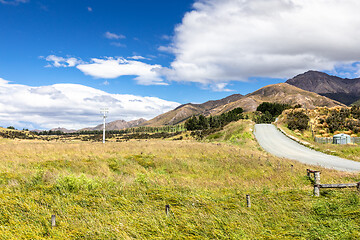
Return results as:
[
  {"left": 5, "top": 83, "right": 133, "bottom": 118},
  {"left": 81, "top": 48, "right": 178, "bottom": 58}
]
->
[{"left": 254, "top": 124, "right": 360, "bottom": 172}]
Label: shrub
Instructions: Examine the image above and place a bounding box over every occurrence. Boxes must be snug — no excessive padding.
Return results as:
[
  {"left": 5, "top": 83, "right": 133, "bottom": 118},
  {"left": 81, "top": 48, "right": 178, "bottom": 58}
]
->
[
  {"left": 286, "top": 111, "right": 309, "bottom": 131},
  {"left": 326, "top": 108, "right": 351, "bottom": 133},
  {"left": 55, "top": 174, "right": 99, "bottom": 193}
]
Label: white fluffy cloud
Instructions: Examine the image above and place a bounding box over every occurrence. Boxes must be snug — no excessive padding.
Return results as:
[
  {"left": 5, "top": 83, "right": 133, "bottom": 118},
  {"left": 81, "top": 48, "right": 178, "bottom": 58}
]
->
[
  {"left": 0, "top": 78, "right": 179, "bottom": 130},
  {"left": 76, "top": 57, "right": 167, "bottom": 85},
  {"left": 44, "top": 56, "right": 166, "bottom": 85},
  {"left": 44, "top": 55, "right": 83, "bottom": 68},
  {"left": 162, "top": 0, "right": 360, "bottom": 85}
]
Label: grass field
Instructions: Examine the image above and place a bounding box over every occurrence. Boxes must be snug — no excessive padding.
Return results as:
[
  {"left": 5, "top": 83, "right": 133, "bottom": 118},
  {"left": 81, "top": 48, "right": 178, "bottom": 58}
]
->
[{"left": 0, "top": 120, "right": 360, "bottom": 239}]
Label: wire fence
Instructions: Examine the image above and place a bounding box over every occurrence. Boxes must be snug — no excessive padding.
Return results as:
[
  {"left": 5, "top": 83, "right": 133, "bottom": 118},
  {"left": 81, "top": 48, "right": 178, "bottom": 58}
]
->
[{"left": 314, "top": 136, "right": 360, "bottom": 144}]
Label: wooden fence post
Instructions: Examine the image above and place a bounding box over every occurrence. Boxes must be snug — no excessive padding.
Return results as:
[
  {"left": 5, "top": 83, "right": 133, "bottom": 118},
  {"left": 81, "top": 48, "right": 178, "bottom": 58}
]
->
[
  {"left": 51, "top": 215, "right": 56, "bottom": 228},
  {"left": 314, "top": 171, "right": 320, "bottom": 197},
  {"left": 314, "top": 185, "right": 320, "bottom": 197},
  {"left": 165, "top": 205, "right": 170, "bottom": 216},
  {"left": 314, "top": 171, "right": 320, "bottom": 185},
  {"left": 246, "top": 194, "right": 251, "bottom": 208}
]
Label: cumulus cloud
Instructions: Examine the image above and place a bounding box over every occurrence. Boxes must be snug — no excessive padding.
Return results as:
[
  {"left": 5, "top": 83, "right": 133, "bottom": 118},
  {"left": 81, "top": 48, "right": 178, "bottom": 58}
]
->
[
  {"left": 104, "top": 31, "right": 126, "bottom": 40},
  {"left": 76, "top": 57, "right": 167, "bottom": 85},
  {"left": 0, "top": 78, "right": 180, "bottom": 130},
  {"left": 44, "top": 55, "right": 83, "bottom": 68},
  {"left": 43, "top": 55, "right": 166, "bottom": 85},
  {"left": 162, "top": 0, "right": 360, "bottom": 85}
]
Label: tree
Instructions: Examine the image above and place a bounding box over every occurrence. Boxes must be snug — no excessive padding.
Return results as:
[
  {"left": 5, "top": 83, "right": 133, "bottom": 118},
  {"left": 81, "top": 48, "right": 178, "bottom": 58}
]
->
[{"left": 287, "top": 111, "right": 309, "bottom": 131}]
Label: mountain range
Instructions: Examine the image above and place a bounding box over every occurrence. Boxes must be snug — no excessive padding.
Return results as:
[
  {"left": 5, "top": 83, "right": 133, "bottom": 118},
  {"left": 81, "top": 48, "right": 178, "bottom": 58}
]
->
[
  {"left": 78, "top": 118, "right": 147, "bottom": 132},
  {"left": 48, "top": 70, "right": 358, "bottom": 132},
  {"left": 286, "top": 71, "right": 360, "bottom": 105},
  {"left": 141, "top": 82, "right": 344, "bottom": 126}
]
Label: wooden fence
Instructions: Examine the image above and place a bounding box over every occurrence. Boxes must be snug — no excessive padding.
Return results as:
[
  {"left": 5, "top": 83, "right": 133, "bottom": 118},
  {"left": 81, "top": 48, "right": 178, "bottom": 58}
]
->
[{"left": 307, "top": 169, "right": 360, "bottom": 196}]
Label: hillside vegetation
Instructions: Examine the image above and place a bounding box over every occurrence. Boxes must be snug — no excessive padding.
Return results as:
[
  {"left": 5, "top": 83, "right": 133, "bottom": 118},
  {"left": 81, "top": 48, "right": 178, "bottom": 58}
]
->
[
  {"left": 352, "top": 99, "right": 360, "bottom": 106},
  {"left": 277, "top": 106, "right": 360, "bottom": 161},
  {"left": 1, "top": 120, "right": 360, "bottom": 239}
]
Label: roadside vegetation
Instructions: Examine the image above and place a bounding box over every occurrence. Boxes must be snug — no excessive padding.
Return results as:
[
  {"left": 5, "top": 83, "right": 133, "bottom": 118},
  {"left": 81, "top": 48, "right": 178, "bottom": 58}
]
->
[
  {"left": 277, "top": 106, "right": 360, "bottom": 162},
  {"left": 1, "top": 120, "right": 360, "bottom": 239}
]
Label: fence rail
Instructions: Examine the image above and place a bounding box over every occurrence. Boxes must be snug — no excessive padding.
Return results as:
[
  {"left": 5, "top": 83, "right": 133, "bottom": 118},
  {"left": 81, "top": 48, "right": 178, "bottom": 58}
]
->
[{"left": 307, "top": 169, "right": 360, "bottom": 196}]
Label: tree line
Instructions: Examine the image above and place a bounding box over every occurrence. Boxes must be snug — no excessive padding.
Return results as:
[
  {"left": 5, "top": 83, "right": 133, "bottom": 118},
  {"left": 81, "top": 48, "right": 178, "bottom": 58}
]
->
[
  {"left": 253, "top": 102, "right": 301, "bottom": 124},
  {"left": 35, "top": 125, "right": 186, "bottom": 136},
  {"left": 184, "top": 107, "right": 244, "bottom": 131}
]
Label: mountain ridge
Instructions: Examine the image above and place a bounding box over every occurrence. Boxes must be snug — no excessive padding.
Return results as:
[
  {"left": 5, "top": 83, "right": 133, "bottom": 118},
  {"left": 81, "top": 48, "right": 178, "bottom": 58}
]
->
[
  {"left": 286, "top": 70, "right": 360, "bottom": 105},
  {"left": 80, "top": 118, "right": 147, "bottom": 131},
  {"left": 142, "top": 82, "right": 344, "bottom": 126}
]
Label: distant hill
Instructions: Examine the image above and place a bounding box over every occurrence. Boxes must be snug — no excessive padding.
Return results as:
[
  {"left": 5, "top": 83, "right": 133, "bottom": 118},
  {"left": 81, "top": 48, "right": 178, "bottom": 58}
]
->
[
  {"left": 80, "top": 118, "right": 147, "bottom": 132},
  {"left": 141, "top": 94, "right": 243, "bottom": 126},
  {"left": 286, "top": 71, "right": 360, "bottom": 105},
  {"left": 0, "top": 127, "right": 37, "bottom": 139},
  {"left": 50, "top": 127, "right": 77, "bottom": 133},
  {"left": 143, "top": 83, "right": 344, "bottom": 126}
]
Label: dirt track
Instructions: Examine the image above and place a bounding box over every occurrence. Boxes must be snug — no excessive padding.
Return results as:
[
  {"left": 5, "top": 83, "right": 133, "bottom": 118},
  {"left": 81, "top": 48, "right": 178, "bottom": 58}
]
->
[{"left": 254, "top": 124, "right": 360, "bottom": 172}]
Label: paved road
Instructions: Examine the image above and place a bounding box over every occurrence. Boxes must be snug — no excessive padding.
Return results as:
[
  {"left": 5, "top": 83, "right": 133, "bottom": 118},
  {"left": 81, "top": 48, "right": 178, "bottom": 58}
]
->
[{"left": 254, "top": 124, "right": 360, "bottom": 172}]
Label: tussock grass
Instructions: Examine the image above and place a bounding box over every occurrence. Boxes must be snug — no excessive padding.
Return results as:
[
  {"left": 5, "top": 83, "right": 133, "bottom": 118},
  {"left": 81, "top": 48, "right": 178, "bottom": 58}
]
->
[{"left": 0, "top": 120, "right": 359, "bottom": 239}]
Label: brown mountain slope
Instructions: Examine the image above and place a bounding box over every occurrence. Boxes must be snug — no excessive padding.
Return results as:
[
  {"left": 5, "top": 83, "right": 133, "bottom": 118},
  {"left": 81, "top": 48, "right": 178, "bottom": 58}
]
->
[
  {"left": 286, "top": 71, "right": 360, "bottom": 105},
  {"left": 143, "top": 83, "right": 344, "bottom": 126},
  {"left": 141, "top": 94, "right": 243, "bottom": 126},
  {"left": 81, "top": 118, "right": 147, "bottom": 131},
  {"left": 216, "top": 83, "right": 345, "bottom": 114}
]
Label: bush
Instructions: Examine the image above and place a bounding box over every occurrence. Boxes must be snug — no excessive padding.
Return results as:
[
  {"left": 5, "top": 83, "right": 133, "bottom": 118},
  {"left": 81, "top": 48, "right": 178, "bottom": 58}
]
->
[
  {"left": 351, "top": 106, "right": 360, "bottom": 120},
  {"left": 254, "top": 111, "right": 273, "bottom": 124},
  {"left": 255, "top": 102, "right": 292, "bottom": 123},
  {"left": 326, "top": 108, "right": 351, "bottom": 133},
  {"left": 286, "top": 111, "right": 309, "bottom": 131}
]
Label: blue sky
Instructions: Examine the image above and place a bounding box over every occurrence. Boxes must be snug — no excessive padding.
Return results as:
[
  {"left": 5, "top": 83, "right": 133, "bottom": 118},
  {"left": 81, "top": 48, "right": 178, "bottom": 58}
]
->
[{"left": 1, "top": 0, "right": 360, "bottom": 129}]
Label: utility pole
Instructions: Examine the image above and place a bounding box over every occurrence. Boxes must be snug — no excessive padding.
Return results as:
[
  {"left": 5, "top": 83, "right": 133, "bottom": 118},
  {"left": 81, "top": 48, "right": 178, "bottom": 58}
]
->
[{"left": 100, "top": 108, "right": 109, "bottom": 143}]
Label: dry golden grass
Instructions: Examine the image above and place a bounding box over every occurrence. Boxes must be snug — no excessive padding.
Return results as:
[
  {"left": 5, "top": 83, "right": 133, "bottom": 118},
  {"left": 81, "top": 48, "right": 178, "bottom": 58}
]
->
[{"left": 0, "top": 120, "right": 359, "bottom": 239}]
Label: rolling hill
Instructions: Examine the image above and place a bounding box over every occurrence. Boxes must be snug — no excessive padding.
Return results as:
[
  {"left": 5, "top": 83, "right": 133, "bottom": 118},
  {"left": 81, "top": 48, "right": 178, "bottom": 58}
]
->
[
  {"left": 286, "top": 71, "right": 360, "bottom": 105},
  {"left": 141, "top": 94, "right": 243, "bottom": 126},
  {"left": 143, "top": 83, "right": 344, "bottom": 126}
]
